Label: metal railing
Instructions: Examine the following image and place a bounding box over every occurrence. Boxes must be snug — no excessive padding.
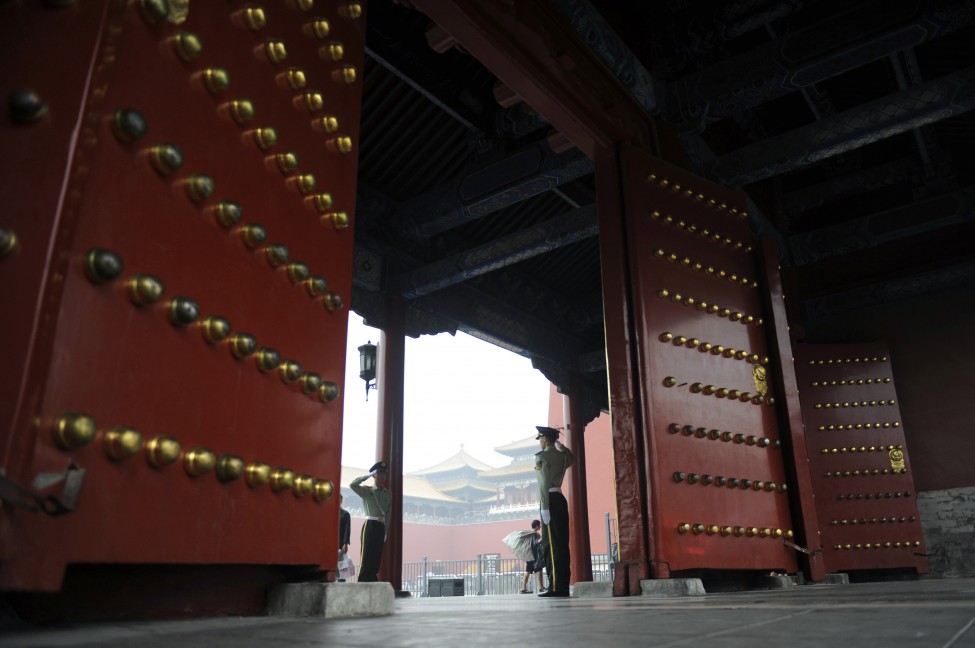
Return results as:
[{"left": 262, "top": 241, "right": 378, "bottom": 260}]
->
[{"left": 402, "top": 553, "right": 615, "bottom": 598}]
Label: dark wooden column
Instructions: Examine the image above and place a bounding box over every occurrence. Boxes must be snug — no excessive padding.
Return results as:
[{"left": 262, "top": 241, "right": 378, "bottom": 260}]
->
[
  {"left": 563, "top": 382, "right": 593, "bottom": 583},
  {"left": 376, "top": 298, "right": 406, "bottom": 590},
  {"left": 595, "top": 144, "right": 652, "bottom": 594}
]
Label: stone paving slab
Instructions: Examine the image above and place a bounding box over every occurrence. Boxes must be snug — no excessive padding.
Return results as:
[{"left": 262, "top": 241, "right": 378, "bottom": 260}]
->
[{"left": 1, "top": 578, "right": 973, "bottom": 647}]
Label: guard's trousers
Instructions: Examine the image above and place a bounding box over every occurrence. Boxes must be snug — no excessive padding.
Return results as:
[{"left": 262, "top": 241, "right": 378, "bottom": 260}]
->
[
  {"left": 541, "top": 492, "right": 571, "bottom": 593},
  {"left": 358, "top": 519, "right": 385, "bottom": 582}
]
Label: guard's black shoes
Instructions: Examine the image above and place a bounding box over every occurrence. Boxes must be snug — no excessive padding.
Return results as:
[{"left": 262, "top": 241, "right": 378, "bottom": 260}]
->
[{"left": 538, "top": 590, "right": 570, "bottom": 597}]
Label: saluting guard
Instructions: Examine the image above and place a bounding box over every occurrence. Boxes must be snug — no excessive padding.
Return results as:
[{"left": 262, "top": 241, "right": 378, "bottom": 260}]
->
[
  {"left": 534, "top": 426, "right": 575, "bottom": 597},
  {"left": 350, "top": 460, "right": 392, "bottom": 582}
]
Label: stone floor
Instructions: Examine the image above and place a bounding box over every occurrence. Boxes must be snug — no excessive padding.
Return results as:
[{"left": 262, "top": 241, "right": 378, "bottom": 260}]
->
[{"left": 2, "top": 577, "right": 974, "bottom": 647}]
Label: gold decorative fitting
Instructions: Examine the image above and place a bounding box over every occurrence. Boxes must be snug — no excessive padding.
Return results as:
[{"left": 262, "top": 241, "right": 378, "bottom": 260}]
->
[
  {"left": 53, "top": 412, "right": 97, "bottom": 451},
  {"left": 245, "top": 462, "right": 271, "bottom": 488},
  {"left": 296, "top": 0, "right": 314, "bottom": 11},
  {"left": 240, "top": 223, "right": 267, "bottom": 249},
  {"left": 318, "top": 382, "right": 340, "bottom": 402},
  {"left": 93, "top": 426, "right": 141, "bottom": 462},
  {"left": 229, "top": 99, "right": 256, "bottom": 125},
  {"left": 202, "top": 68, "right": 230, "bottom": 95},
  {"left": 677, "top": 522, "right": 691, "bottom": 534},
  {"left": 284, "top": 67, "right": 307, "bottom": 90},
  {"left": 286, "top": 262, "right": 309, "bottom": 284},
  {"left": 329, "top": 135, "right": 354, "bottom": 153},
  {"left": 323, "top": 292, "right": 343, "bottom": 311},
  {"left": 0, "top": 227, "right": 17, "bottom": 258},
  {"left": 670, "top": 292, "right": 682, "bottom": 303},
  {"left": 280, "top": 360, "right": 303, "bottom": 383},
  {"left": 201, "top": 316, "right": 231, "bottom": 344},
  {"left": 128, "top": 274, "right": 164, "bottom": 306},
  {"left": 720, "top": 526, "right": 733, "bottom": 536},
  {"left": 691, "top": 524, "right": 705, "bottom": 535},
  {"left": 324, "top": 211, "right": 350, "bottom": 229},
  {"left": 84, "top": 248, "right": 124, "bottom": 284},
  {"left": 752, "top": 364, "right": 768, "bottom": 395},
  {"left": 212, "top": 200, "right": 243, "bottom": 228},
  {"left": 251, "top": 127, "right": 278, "bottom": 150},
  {"left": 243, "top": 6, "right": 267, "bottom": 30},
  {"left": 305, "top": 275, "right": 328, "bottom": 296},
  {"left": 656, "top": 289, "right": 669, "bottom": 299},
  {"left": 339, "top": 2, "right": 363, "bottom": 19},
  {"left": 184, "top": 446, "right": 216, "bottom": 477},
  {"left": 313, "top": 479, "right": 335, "bottom": 502},
  {"left": 145, "top": 435, "right": 181, "bottom": 468},
  {"left": 706, "top": 525, "right": 719, "bottom": 536},
  {"left": 674, "top": 336, "right": 687, "bottom": 346},
  {"left": 310, "top": 18, "right": 331, "bottom": 39},
  {"left": 112, "top": 109, "right": 148, "bottom": 144},
  {"left": 323, "top": 42, "right": 344, "bottom": 61},
  {"left": 315, "top": 115, "right": 340, "bottom": 134},
  {"left": 256, "top": 347, "right": 280, "bottom": 373},
  {"left": 300, "top": 372, "right": 322, "bottom": 395},
  {"left": 184, "top": 174, "right": 215, "bottom": 203},
  {"left": 265, "top": 243, "right": 289, "bottom": 267},
  {"left": 270, "top": 468, "right": 296, "bottom": 493},
  {"left": 149, "top": 144, "right": 184, "bottom": 175},
  {"left": 216, "top": 454, "right": 245, "bottom": 482},
  {"left": 292, "top": 173, "right": 317, "bottom": 194},
  {"left": 138, "top": 0, "right": 171, "bottom": 24},
  {"left": 293, "top": 474, "right": 314, "bottom": 498},
  {"left": 168, "top": 296, "right": 200, "bottom": 327},
  {"left": 173, "top": 31, "right": 203, "bottom": 62},
  {"left": 300, "top": 91, "right": 324, "bottom": 112},
  {"left": 275, "top": 152, "right": 299, "bottom": 174},
  {"left": 663, "top": 376, "right": 677, "bottom": 388},
  {"left": 265, "top": 39, "right": 287, "bottom": 63},
  {"left": 230, "top": 333, "right": 257, "bottom": 359}
]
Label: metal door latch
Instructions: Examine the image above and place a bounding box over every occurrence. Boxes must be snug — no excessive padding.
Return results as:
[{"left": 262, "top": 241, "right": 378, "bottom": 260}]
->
[{"left": 0, "top": 464, "right": 85, "bottom": 517}]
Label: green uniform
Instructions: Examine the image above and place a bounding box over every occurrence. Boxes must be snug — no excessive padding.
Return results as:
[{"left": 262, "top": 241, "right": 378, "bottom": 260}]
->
[
  {"left": 536, "top": 444, "right": 574, "bottom": 595},
  {"left": 351, "top": 473, "right": 392, "bottom": 582}
]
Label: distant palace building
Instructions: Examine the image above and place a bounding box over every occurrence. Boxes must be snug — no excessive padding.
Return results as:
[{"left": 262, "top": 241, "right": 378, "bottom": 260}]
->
[
  {"left": 339, "top": 386, "right": 618, "bottom": 565},
  {"left": 340, "top": 437, "right": 543, "bottom": 525}
]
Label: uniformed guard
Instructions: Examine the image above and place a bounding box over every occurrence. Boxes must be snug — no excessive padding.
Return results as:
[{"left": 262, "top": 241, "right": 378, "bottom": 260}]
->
[
  {"left": 350, "top": 460, "right": 392, "bottom": 582},
  {"left": 534, "top": 426, "right": 575, "bottom": 597}
]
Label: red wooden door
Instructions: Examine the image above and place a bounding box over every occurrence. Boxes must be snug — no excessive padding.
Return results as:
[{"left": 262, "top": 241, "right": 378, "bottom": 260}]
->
[
  {"left": 619, "top": 144, "right": 799, "bottom": 576},
  {"left": 794, "top": 342, "right": 929, "bottom": 574},
  {"left": 0, "top": 0, "right": 364, "bottom": 594}
]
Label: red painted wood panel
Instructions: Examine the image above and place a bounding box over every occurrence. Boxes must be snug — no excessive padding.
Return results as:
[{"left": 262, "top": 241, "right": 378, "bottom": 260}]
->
[
  {"left": 620, "top": 144, "right": 799, "bottom": 574},
  {"left": 0, "top": 0, "right": 364, "bottom": 591},
  {"left": 794, "top": 342, "right": 929, "bottom": 574}
]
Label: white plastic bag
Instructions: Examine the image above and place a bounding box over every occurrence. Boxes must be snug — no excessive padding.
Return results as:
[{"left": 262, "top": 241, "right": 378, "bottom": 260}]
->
[
  {"left": 338, "top": 551, "right": 357, "bottom": 582},
  {"left": 502, "top": 530, "right": 536, "bottom": 561}
]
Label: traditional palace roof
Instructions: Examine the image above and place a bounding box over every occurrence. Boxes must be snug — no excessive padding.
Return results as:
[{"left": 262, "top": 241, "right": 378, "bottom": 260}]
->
[
  {"left": 407, "top": 446, "right": 495, "bottom": 476},
  {"left": 492, "top": 437, "right": 537, "bottom": 457},
  {"left": 478, "top": 462, "right": 535, "bottom": 479},
  {"left": 340, "top": 466, "right": 466, "bottom": 504},
  {"left": 342, "top": 435, "right": 542, "bottom": 510}
]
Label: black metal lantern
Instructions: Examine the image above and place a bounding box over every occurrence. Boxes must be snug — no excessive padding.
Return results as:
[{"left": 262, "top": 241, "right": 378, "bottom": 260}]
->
[{"left": 358, "top": 340, "right": 377, "bottom": 399}]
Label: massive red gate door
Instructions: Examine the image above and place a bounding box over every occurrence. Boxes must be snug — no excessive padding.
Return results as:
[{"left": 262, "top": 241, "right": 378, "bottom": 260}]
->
[
  {"left": 0, "top": 1, "right": 363, "bottom": 598},
  {"left": 617, "top": 144, "right": 801, "bottom": 577},
  {"left": 794, "top": 342, "right": 929, "bottom": 574}
]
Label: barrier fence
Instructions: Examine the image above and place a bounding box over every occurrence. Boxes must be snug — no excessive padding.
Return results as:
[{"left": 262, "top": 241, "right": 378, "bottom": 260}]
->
[{"left": 400, "top": 554, "right": 614, "bottom": 598}]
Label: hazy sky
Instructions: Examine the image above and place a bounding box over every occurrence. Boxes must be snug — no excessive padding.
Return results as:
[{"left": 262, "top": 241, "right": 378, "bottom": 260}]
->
[{"left": 341, "top": 313, "right": 552, "bottom": 473}]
